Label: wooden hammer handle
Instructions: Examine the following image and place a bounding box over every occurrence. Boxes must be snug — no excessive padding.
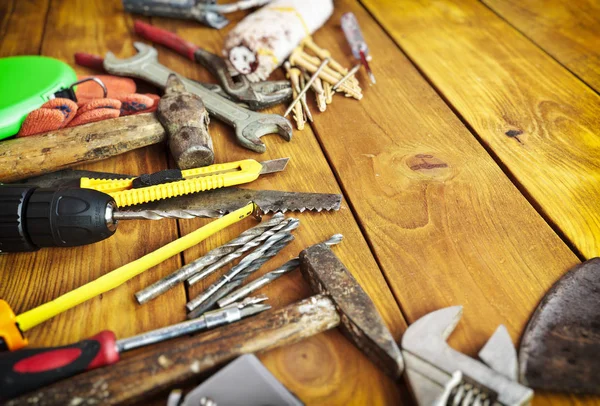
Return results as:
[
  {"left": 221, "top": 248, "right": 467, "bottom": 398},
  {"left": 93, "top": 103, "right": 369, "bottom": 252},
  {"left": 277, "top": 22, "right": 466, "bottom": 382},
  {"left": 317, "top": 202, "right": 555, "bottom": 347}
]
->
[
  {"left": 0, "top": 114, "right": 166, "bottom": 183},
  {"left": 7, "top": 295, "right": 339, "bottom": 406}
]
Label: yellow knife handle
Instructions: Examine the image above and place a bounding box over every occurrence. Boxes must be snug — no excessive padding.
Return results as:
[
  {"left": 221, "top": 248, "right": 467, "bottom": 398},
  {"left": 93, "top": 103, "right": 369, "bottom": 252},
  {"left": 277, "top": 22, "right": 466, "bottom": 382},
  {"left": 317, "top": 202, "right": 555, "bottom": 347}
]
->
[
  {"left": 80, "top": 177, "right": 135, "bottom": 193},
  {"left": 80, "top": 160, "right": 263, "bottom": 195},
  {"left": 109, "top": 159, "right": 264, "bottom": 207}
]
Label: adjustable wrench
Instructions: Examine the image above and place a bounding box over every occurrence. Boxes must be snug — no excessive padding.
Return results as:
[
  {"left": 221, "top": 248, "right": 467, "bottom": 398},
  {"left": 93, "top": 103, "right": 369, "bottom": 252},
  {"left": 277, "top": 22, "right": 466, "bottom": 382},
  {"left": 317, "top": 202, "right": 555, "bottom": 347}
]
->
[
  {"left": 402, "top": 306, "right": 533, "bottom": 405},
  {"left": 104, "top": 42, "right": 292, "bottom": 153},
  {"left": 134, "top": 21, "right": 292, "bottom": 111}
]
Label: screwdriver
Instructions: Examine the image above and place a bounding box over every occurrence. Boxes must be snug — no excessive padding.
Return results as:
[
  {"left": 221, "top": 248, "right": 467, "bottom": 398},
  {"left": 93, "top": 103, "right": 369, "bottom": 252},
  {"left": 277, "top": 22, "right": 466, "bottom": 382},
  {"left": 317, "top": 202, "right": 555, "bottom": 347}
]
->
[
  {"left": 0, "top": 158, "right": 288, "bottom": 252},
  {"left": 341, "top": 12, "right": 376, "bottom": 84},
  {"left": 0, "top": 296, "right": 270, "bottom": 401}
]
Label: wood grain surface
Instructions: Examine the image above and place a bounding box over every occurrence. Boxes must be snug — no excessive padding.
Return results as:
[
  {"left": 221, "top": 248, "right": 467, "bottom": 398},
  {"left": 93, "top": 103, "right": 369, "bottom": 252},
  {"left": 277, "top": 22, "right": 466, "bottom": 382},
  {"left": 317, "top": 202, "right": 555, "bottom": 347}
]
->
[
  {"left": 1, "top": 0, "right": 599, "bottom": 404},
  {"left": 0, "top": 0, "right": 50, "bottom": 57},
  {"left": 483, "top": 0, "right": 600, "bottom": 93},
  {"left": 362, "top": 0, "right": 600, "bottom": 260}
]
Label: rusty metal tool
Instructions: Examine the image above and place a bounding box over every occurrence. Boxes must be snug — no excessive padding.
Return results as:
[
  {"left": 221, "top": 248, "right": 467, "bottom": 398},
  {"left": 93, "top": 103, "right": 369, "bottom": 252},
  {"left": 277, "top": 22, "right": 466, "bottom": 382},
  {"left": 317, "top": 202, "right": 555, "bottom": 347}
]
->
[
  {"left": 402, "top": 306, "right": 533, "bottom": 405},
  {"left": 159, "top": 74, "right": 214, "bottom": 168},
  {"left": 134, "top": 21, "right": 292, "bottom": 111},
  {"left": 122, "top": 0, "right": 272, "bottom": 29},
  {"left": 0, "top": 296, "right": 269, "bottom": 400},
  {"left": 186, "top": 219, "right": 300, "bottom": 313},
  {"left": 104, "top": 42, "right": 292, "bottom": 153},
  {"left": 74, "top": 52, "right": 280, "bottom": 109},
  {"left": 218, "top": 234, "right": 343, "bottom": 307},
  {"left": 519, "top": 258, "right": 600, "bottom": 395},
  {"left": 135, "top": 213, "right": 286, "bottom": 304},
  {"left": 6, "top": 243, "right": 403, "bottom": 405}
]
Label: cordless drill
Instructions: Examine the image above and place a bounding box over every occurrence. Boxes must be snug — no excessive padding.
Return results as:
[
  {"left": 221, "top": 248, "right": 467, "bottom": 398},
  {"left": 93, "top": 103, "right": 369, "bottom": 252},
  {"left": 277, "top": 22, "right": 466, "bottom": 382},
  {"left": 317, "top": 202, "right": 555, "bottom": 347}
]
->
[{"left": 0, "top": 185, "right": 117, "bottom": 252}]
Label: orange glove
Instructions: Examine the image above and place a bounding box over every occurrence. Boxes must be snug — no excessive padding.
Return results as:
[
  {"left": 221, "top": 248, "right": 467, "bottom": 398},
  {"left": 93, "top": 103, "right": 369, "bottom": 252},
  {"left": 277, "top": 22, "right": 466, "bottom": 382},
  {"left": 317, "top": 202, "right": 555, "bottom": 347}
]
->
[
  {"left": 18, "top": 99, "right": 78, "bottom": 137},
  {"left": 18, "top": 75, "right": 159, "bottom": 137}
]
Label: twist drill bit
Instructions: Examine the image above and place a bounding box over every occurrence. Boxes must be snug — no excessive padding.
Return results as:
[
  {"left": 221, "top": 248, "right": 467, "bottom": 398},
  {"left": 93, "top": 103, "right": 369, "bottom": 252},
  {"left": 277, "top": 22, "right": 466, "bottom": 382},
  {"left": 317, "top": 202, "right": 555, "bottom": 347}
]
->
[
  {"left": 134, "top": 213, "right": 286, "bottom": 304},
  {"left": 186, "top": 234, "right": 294, "bottom": 319},
  {"left": 186, "top": 218, "right": 300, "bottom": 313},
  {"left": 186, "top": 217, "right": 294, "bottom": 287},
  {"left": 218, "top": 234, "right": 343, "bottom": 307},
  {"left": 113, "top": 209, "right": 225, "bottom": 220}
]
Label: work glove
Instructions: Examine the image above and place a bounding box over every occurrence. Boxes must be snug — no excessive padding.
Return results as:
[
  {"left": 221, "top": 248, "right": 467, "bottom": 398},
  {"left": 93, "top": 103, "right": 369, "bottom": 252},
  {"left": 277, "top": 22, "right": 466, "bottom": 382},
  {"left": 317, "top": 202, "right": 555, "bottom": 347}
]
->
[{"left": 18, "top": 75, "right": 158, "bottom": 137}]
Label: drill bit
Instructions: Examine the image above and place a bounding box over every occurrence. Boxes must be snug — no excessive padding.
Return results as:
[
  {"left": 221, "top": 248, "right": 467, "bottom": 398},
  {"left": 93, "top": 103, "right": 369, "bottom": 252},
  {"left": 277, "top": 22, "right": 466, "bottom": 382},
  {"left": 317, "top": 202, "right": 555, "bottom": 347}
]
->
[
  {"left": 186, "top": 219, "right": 300, "bottom": 313},
  {"left": 113, "top": 209, "right": 224, "bottom": 220},
  {"left": 186, "top": 234, "right": 294, "bottom": 318},
  {"left": 218, "top": 234, "right": 343, "bottom": 307},
  {"left": 116, "top": 296, "right": 270, "bottom": 353},
  {"left": 186, "top": 217, "right": 295, "bottom": 287},
  {"left": 134, "top": 213, "right": 286, "bottom": 304}
]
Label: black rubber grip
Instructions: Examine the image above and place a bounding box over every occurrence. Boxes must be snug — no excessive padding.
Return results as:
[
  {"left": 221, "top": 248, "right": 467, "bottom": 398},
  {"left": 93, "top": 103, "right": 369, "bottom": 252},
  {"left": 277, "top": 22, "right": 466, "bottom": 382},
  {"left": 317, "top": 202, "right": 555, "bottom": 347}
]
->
[
  {"left": 132, "top": 168, "right": 183, "bottom": 188},
  {"left": 0, "top": 186, "right": 38, "bottom": 252},
  {"left": 0, "top": 331, "right": 119, "bottom": 400}
]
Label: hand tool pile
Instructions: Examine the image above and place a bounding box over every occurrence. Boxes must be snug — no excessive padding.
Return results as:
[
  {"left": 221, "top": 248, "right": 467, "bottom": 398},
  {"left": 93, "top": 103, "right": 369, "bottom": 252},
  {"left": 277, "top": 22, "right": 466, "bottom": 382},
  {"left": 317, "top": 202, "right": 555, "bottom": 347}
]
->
[{"left": 1, "top": 1, "right": 592, "bottom": 405}]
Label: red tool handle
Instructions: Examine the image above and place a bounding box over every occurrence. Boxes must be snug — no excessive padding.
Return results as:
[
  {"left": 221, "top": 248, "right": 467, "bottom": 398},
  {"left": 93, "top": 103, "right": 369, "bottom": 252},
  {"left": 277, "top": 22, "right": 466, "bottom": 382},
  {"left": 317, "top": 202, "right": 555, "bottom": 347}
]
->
[
  {"left": 74, "top": 52, "right": 106, "bottom": 72},
  {"left": 134, "top": 20, "right": 198, "bottom": 61},
  {"left": 0, "top": 331, "right": 120, "bottom": 400}
]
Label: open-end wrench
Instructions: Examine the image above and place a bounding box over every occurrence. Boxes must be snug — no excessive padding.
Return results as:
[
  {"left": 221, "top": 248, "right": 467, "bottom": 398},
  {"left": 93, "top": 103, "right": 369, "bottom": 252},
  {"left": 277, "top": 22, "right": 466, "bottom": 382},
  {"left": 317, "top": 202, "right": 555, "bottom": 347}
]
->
[
  {"left": 134, "top": 21, "right": 292, "bottom": 111},
  {"left": 104, "top": 43, "right": 292, "bottom": 153},
  {"left": 402, "top": 306, "right": 533, "bottom": 405}
]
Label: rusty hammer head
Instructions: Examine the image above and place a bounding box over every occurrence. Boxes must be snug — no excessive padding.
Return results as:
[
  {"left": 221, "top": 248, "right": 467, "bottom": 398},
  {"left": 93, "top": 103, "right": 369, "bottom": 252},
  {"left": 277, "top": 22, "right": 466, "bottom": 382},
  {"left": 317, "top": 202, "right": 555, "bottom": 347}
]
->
[
  {"left": 299, "top": 243, "right": 404, "bottom": 379},
  {"left": 157, "top": 74, "right": 214, "bottom": 169}
]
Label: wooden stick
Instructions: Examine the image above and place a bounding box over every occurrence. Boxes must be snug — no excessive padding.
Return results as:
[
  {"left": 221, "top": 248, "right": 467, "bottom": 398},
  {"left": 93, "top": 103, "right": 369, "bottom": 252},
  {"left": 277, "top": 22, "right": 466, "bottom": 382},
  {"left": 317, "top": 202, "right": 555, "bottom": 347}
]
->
[{"left": 0, "top": 113, "right": 166, "bottom": 183}]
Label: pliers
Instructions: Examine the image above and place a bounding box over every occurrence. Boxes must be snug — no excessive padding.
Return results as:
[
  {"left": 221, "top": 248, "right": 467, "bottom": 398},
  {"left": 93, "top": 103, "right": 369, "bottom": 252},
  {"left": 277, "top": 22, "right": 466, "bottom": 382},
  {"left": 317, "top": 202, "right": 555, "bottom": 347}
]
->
[{"left": 134, "top": 21, "right": 292, "bottom": 111}]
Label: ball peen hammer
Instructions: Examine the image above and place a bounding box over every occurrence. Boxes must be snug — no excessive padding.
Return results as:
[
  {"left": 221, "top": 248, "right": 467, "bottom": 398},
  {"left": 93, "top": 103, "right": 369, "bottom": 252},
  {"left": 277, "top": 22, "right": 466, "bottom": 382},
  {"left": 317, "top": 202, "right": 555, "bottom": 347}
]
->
[
  {"left": 6, "top": 244, "right": 403, "bottom": 405},
  {"left": 0, "top": 74, "right": 212, "bottom": 183}
]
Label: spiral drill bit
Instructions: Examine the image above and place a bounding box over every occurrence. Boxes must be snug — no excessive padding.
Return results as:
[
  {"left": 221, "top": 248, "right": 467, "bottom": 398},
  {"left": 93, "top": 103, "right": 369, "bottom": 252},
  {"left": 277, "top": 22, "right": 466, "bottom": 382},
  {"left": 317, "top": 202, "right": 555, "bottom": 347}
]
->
[
  {"left": 218, "top": 234, "right": 343, "bottom": 307},
  {"left": 134, "top": 213, "right": 286, "bottom": 304},
  {"left": 186, "top": 217, "right": 295, "bottom": 287},
  {"left": 186, "top": 234, "right": 294, "bottom": 319},
  {"left": 113, "top": 209, "right": 225, "bottom": 220},
  {"left": 186, "top": 218, "right": 300, "bottom": 312}
]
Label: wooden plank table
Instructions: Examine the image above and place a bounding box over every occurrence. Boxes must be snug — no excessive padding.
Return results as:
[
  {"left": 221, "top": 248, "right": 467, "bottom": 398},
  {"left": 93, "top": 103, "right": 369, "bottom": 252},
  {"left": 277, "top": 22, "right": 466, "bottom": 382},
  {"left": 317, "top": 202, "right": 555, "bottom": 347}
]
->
[{"left": 0, "top": 0, "right": 598, "bottom": 404}]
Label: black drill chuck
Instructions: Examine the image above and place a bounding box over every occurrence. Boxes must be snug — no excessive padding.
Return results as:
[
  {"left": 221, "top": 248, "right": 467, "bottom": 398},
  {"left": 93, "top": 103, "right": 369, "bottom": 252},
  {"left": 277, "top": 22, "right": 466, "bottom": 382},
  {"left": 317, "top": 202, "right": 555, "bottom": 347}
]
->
[{"left": 0, "top": 185, "right": 117, "bottom": 252}]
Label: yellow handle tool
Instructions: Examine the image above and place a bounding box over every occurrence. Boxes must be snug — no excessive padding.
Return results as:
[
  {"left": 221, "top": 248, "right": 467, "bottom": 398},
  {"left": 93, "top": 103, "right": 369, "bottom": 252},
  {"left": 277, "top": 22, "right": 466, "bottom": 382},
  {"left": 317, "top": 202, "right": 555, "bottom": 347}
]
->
[
  {"left": 80, "top": 158, "right": 288, "bottom": 207},
  {"left": 1, "top": 203, "right": 255, "bottom": 351}
]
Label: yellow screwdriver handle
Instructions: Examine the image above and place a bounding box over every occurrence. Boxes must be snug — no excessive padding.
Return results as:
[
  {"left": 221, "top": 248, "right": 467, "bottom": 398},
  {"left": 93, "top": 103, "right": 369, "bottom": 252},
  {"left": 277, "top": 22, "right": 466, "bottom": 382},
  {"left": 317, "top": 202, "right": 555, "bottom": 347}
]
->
[
  {"left": 14, "top": 203, "right": 256, "bottom": 334},
  {"left": 80, "top": 160, "right": 263, "bottom": 206}
]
